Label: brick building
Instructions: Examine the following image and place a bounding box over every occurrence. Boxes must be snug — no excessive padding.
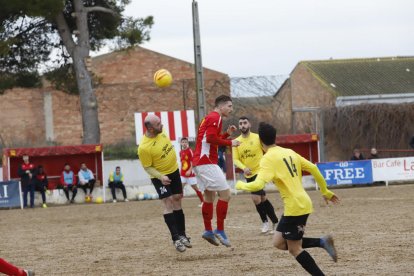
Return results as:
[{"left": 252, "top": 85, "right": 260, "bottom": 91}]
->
[
  {"left": 273, "top": 56, "right": 414, "bottom": 160},
  {"left": 0, "top": 47, "right": 230, "bottom": 147}
]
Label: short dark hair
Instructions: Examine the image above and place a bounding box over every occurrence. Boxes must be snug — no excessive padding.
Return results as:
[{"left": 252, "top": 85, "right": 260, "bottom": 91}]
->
[
  {"left": 238, "top": 116, "right": 249, "bottom": 121},
  {"left": 258, "top": 122, "right": 277, "bottom": 146},
  {"left": 215, "top": 95, "right": 232, "bottom": 107},
  {"left": 181, "top": 137, "right": 188, "bottom": 141},
  {"left": 116, "top": 166, "right": 120, "bottom": 169}
]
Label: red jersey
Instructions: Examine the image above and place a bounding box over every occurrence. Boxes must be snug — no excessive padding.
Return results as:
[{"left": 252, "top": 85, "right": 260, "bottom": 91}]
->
[
  {"left": 193, "top": 111, "right": 232, "bottom": 166},
  {"left": 180, "top": 148, "right": 195, "bottom": 177}
]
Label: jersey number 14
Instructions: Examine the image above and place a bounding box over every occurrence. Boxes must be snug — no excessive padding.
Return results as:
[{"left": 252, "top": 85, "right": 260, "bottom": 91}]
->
[{"left": 283, "top": 156, "right": 298, "bottom": 177}]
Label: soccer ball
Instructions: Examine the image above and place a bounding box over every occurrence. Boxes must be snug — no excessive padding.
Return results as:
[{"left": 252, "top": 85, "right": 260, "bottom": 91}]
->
[
  {"left": 151, "top": 193, "right": 159, "bottom": 200},
  {"left": 85, "top": 196, "right": 92, "bottom": 203},
  {"left": 153, "top": 69, "right": 173, "bottom": 88},
  {"left": 137, "top": 193, "right": 145, "bottom": 201},
  {"left": 95, "top": 196, "right": 103, "bottom": 204}
]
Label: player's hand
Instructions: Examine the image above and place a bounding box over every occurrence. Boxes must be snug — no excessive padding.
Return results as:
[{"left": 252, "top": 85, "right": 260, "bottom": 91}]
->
[
  {"left": 231, "top": 139, "right": 241, "bottom": 147},
  {"left": 227, "top": 125, "right": 237, "bottom": 135},
  {"left": 235, "top": 180, "right": 245, "bottom": 190},
  {"left": 243, "top": 167, "right": 252, "bottom": 176},
  {"left": 323, "top": 194, "right": 340, "bottom": 205},
  {"left": 185, "top": 170, "right": 191, "bottom": 177},
  {"left": 161, "top": 176, "right": 171, "bottom": 185}
]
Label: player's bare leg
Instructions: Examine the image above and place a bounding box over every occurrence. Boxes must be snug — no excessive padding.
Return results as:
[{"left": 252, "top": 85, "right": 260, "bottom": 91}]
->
[
  {"left": 273, "top": 231, "right": 337, "bottom": 275},
  {"left": 191, "top": 184, "right": 204, "bottom": 205}
]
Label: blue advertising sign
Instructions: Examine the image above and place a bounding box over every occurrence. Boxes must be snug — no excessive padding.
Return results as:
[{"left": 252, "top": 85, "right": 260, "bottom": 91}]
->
[
  {"left": 0, "top": 181, "right": 21, "bottom": 208},
  {"left": 317, "top": 160, "right": 373, "bottom": 186}
]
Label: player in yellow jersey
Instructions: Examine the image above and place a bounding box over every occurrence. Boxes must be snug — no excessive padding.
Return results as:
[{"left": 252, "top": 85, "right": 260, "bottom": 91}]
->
[
  {"left": 233, "top": 117, "right": 278, "bottom": 234},
  {"left": 138, "top": 114, "right": 191, "bottom": 253},
  {"left": 236, "top": 122, "right": 340, "bottom": 275}
]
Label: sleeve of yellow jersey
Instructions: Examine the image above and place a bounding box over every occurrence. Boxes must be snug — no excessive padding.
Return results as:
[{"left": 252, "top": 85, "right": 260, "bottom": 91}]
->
[
  {"left": 232, "top": 143, "right": 246, "bottom": 170},
  {"left": 235, "top": 155, "right": 274, "bottom": 192},
  {"left": 298, "top": 154, "right": 335, "bottom": 200}
]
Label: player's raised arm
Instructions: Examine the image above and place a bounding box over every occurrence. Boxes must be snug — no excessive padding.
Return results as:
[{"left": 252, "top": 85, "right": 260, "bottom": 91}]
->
[
  {"left": 235, "top": 156, "right": 274, "bottom": 192},
  {"left": 298, "top": 154, "right": 340, "bottom": 204}
]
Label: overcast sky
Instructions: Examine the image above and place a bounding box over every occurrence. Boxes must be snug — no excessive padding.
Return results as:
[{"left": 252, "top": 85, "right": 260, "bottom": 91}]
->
[{"left": 121, "top": 0, "right": 413, "bottom": 77}]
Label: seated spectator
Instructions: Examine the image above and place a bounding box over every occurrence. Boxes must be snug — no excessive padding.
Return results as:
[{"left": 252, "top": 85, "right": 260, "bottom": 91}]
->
[
  {"left": 350, "top": 147, "right": 365, "bottom": 160},
  {"left": 368, "top": 148, "right": 379, "bottom": 159},
  {"left": 108, "top": 166, "right": 128, "bottom": 203},
  {"left": 17, "top": 155, "right": 35, "bottom": 208},
  {"left": 34, "top": 165, "right": 48, "bottom": 208},
  {"left": 60, "top": 164, "right": 78, "bottom": 203},
  {"left": 78, "top": 162, "right": 95, "bottom": 201},
  {"left": 410, "top": 136, "right": 414, "bottom": 149}
]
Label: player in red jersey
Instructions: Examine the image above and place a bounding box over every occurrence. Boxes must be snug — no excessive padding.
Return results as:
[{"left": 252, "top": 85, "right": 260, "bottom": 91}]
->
[
  {"left": 193, "top": 95, "right": 240, "bottom": 247},
  {"left": 0, "top": 258, "right": 34, "bottom": 275},
  {"left": 179, "top": 137, "right": 204, "bottom": 205}
]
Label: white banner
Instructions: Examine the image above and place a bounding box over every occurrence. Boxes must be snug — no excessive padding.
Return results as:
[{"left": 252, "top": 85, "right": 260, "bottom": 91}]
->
[{"left": 372, "top": 157, "right": 414, "bottom": 181}]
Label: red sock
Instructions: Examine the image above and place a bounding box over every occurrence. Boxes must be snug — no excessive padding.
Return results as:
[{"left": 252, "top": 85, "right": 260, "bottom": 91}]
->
[
  {"left": 216, "top": 199, "right": 228, "bottom": 231},
  {"left": 202, "top": 202, "right": 213, "bottom": 231},
  {"left": 0, "top": 258, "right": 25, "bottom": 276},
  {"left": 195, "top": 190, "right": 204, "bottom": 203}
]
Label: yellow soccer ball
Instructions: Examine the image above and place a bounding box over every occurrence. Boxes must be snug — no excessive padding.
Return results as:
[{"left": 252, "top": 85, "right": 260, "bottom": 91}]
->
[
  {"left": 95, "top": 196, "right": 104, "bottom": 204},
  {"left": 85, "top": 196, "right": 91, "bottom": 203},
  {"left": 154, "top": 69, "right": 173, "bottom": 88}
]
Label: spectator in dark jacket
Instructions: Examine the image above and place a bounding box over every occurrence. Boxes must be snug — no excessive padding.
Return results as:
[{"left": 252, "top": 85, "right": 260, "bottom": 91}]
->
[
  {"left": 34, "top": 165, "right": 48, "bottom": 208},
  {"left": 17, "top": 155, "right": 36, "bottom": 208},
  {"left": 368, "top": 148, "right": 379, "bottom": 159},
  {"left": 410, "top": 136, "right": 414, "bottom": 149},
  {"left": 350, "top": 148, "right": 365, "bottom": 161}
]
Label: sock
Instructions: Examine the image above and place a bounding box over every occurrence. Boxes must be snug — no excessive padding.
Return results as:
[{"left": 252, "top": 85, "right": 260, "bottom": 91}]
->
[
  {"left": 163, "top": 213, "right": 180, "bottom": 241},
  {"left": 302, "top": 237, "right": 322, "bottom": 248},
  {"left": 173, "top": 209, "right": 186, "bottom": 236},
  {"left": 0, "top": 258, "right": 25, "bottom": 276},
  {"left": 216, "top": 199, "right": 228, "bottom": 231},
  {"left": 202, "top": 202, "right": 214, "bottom": 231},
  {"left": 255, "top": 202, "right": 268, "bottom": 223},
  {"left": 263, "top": 199, "right": 279, "bottom": 223},
  {"left": 195, "top": 190, "right": 204, "bottom": 203},
  {"left": 296, "top": 250, "right": 325, "bottom": 276}
]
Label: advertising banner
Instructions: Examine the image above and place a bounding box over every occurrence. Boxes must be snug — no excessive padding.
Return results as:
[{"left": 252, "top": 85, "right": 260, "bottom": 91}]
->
[
  {"left": 317, "top": 160, "right": 373, "bottom": 186},
  {"left": 371, "top": 157, "right": 414, "bottom": 181},
  {"left": 0, "top": 180, "right": 21, "bottom": 208}
]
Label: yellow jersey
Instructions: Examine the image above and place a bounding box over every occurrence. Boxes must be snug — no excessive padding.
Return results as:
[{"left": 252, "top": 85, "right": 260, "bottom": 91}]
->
[
  {"left": 236, "top": 146, "right": 334, "bottom": 216},
  {"left": 137, "top": 132, "right": 178, "bottom": 176},
  {"left": 232, "top": 132, "right": 263, "bottom": 179}
]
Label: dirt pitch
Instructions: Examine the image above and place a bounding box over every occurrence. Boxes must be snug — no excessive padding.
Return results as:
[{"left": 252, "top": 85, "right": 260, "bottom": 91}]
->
[{"left": 1, "top": 184, "right": 414, "bottom": 276}]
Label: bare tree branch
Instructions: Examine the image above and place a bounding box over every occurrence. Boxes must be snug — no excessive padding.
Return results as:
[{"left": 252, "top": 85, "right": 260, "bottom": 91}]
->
[{"left": 84, "top": 6, "right": 118, "bottom": 16}]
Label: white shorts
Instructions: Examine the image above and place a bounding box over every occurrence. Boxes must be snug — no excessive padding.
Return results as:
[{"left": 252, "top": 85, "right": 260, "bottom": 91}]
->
[
  {"left": 180, "top": 176, "right": 197, "bottom": 185},
  {"left": 194, "top": 164, "right": 229, "bottom": 192}
]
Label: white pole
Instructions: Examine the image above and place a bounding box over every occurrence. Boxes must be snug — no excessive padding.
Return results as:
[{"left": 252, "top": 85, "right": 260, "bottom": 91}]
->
[
  {"left": 18, "top": 181, "right": 23, "bottom": 209},
  {"left": 102, "top": 151, "right": 106, "bottom": 203},
  {"left": 7, "top": 156, "right": 11, "bottom": 181}
]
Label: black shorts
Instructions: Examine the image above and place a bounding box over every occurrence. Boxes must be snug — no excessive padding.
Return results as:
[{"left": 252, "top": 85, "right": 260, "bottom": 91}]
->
[
  {"left": 151, "top": 169, "right": 183, "bottom": 199},
  {"left": 276, "top": 214, "right": 309, "bottom": 240},
  {"left": 246, "top": 175, "right": 266, "bottom": 196}
]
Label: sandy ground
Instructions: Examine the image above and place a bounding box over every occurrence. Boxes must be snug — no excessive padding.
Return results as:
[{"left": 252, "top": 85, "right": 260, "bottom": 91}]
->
[{"left": 1, "top": 184, "right": 414, "bottom": 276}]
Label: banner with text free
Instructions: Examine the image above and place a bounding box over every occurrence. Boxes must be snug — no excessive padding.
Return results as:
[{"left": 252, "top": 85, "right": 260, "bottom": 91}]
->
[
  {"left": 317, "top": 160, "right": 373, "bottom": 185},
  {"left": 371, "top": 157, "right": 414, "bottom": 181},
  {"left": 0, "top": 180, "right": 21, "bottom": 208}
]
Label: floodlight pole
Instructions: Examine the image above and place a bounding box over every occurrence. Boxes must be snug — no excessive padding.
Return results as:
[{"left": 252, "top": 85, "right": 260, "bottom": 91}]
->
[{"left": 192, "top": 0, "right": 206, "bottom": 123}]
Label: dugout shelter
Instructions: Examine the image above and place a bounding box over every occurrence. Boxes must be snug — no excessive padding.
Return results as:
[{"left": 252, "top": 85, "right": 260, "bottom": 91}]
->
[{"left": 2, "top": 144, "right": 104, "bottom": 190}]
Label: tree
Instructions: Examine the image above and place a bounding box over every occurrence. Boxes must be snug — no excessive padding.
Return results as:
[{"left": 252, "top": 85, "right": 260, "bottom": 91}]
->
[{"left": 0, "top": 0, "right": 153, "bottom": 144}]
